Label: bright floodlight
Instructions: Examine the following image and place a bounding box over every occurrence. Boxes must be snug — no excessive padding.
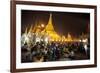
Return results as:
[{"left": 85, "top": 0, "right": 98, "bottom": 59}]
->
[{"left": 41, "top": 24, "right": 45, "bottom": 27}]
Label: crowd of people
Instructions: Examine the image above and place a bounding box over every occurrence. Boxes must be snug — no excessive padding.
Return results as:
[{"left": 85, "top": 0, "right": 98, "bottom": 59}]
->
[{"left": 21, "top": 41, "right": 90, "bottom": 63}]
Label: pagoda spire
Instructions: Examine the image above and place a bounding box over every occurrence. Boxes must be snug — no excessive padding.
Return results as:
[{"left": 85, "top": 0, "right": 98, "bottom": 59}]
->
[
  {"left": 32, "top": 20, "right": 38, "bottom": 32},
  {"left": 48, "top": 13, "right": 52, "bottom": 25},
  {"left": 25, "top": 27, "right": 28, "bottom": 34},
  {"left": 28, "top": 25, "right": 33, "bottom": 33}
]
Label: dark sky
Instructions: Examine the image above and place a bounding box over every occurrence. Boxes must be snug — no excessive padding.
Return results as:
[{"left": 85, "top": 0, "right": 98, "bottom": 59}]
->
[{"left": 21, "top": 10, "right": 90, "bottom": 37}]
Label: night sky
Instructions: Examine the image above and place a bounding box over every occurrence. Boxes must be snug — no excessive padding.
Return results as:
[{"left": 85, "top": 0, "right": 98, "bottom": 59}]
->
[{"left": 21, "top": 10, "right": 90, "bottom": 37}]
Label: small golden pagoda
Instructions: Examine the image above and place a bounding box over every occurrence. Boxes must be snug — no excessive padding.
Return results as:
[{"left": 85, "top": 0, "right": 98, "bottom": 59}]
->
[{"left": 66, "top": 33, "right": 73, "bottom": 42}]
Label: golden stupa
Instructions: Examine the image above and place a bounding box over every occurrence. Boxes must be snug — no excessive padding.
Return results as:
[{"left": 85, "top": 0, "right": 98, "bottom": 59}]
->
[{"left": 41, "top": 14, "right": 61, "bottom": 41}]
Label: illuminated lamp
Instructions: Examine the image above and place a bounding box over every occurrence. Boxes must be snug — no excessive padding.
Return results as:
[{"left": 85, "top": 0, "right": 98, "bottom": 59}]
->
[
  {"left": 24, "top": 35, "right": 29, "bottom": 43},
  {"left": 79, "top": 39, "right": 82, "bottom": 42},
  {"left": 82, "top": 39, "right": 88, "bottom": 43},
  {"left": 41, "top": 24, "right": 45, "bottom": 28},
  {"left": 36, "top": 37, "right": 40, "bottom": 42},
  {"left": 45, "top": 37, "right": 48, "bottom": 43}
]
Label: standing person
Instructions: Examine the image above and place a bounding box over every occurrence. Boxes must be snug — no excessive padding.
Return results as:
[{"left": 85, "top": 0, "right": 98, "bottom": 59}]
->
[
  {"left": 55, "top": 46, "right": 60, "bottom": 60},
  {"left": 87, "top": 44, "right": 90, "bottom": 59},
  {"left": 47, "top": 48, "right": 53, "bottom": 61}
]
